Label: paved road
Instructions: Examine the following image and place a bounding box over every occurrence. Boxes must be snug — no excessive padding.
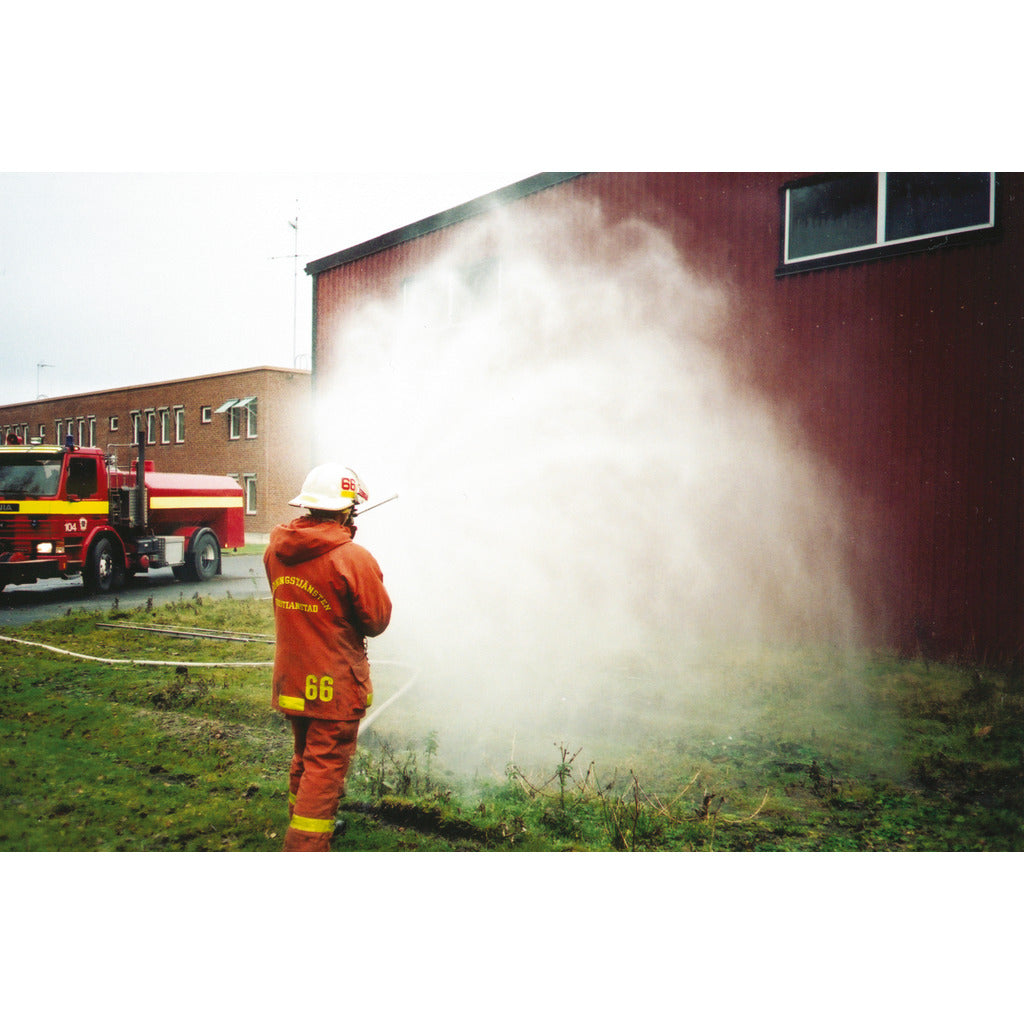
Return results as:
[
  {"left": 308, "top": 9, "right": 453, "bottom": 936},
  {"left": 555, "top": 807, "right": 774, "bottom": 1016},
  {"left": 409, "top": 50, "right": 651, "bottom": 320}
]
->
[{"left": 0, "top": 553, "right": 271, "bottom": 627}]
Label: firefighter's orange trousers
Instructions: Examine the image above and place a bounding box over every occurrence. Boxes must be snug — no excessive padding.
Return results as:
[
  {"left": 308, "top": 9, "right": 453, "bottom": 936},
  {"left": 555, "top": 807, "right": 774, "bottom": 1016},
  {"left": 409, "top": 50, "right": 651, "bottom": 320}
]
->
[{"left": 284, "top": 715, "right": 360, "bottom": 852}]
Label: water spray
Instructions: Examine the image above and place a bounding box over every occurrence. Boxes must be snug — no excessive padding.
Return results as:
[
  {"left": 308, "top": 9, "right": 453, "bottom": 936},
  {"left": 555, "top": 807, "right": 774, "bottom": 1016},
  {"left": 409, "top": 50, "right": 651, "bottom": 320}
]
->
[{"left": 312, "top": 197, "right": 865, "bottom": 771}]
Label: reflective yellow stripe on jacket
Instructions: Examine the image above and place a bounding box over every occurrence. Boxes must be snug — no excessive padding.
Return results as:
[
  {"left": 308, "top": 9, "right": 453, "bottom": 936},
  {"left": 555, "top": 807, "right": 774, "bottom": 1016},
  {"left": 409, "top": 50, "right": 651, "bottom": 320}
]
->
[{"left": 278, "top": 695, "right": 305, "bottom": 712}]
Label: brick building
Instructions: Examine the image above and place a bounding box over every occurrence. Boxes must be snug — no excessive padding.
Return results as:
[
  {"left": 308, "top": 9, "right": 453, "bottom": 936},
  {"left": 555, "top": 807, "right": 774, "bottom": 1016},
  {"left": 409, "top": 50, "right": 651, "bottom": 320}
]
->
[{"left": 0, "top": 366, "right": 310, "bottom": 537}]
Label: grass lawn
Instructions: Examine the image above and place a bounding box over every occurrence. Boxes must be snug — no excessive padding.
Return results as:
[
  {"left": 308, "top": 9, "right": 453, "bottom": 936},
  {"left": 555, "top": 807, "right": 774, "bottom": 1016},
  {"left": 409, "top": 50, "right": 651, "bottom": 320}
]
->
[{"left": 2, "top": 595, "right": 1022, "bottom": 852}]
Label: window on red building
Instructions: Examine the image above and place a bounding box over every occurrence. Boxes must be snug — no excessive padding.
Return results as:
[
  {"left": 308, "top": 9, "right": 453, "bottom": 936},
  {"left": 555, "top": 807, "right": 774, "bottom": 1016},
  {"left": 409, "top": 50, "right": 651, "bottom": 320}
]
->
[{"left": 779, "top": 172, "right": 996, "bottom": 273}]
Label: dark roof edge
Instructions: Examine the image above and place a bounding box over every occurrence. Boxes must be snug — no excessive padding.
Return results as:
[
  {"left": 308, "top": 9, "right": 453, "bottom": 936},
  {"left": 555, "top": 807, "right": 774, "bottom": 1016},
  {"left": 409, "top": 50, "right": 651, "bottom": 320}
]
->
[
  {"left": 0, "top": 366, "right": 310, "bottom": 411},
  {"left": 304, "top": 172, "right": 583, "bottom": 277}
]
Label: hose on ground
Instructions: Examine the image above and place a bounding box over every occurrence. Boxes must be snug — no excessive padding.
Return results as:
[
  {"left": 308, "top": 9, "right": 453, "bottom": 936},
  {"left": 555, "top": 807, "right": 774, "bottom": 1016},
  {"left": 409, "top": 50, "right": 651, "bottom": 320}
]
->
[{"left": 0, "top": 634, "right": 420, "bottom": 727}]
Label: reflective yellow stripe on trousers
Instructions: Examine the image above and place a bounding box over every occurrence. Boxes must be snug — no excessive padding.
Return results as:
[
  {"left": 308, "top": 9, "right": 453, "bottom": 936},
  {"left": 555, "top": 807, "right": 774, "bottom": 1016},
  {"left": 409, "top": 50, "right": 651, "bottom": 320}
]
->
[{"left": 289, "top": 814, "right": 333, "bottom": 834}]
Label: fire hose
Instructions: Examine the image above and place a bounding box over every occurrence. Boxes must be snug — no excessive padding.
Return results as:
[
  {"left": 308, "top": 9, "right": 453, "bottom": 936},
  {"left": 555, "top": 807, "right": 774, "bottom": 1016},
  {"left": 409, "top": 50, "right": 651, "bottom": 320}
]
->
[
  {"left": 0, "top": 633, "right": 419, "bottom": 731},
  {"left": 0, "top": 632, "right": 269, "bottom": 668}
]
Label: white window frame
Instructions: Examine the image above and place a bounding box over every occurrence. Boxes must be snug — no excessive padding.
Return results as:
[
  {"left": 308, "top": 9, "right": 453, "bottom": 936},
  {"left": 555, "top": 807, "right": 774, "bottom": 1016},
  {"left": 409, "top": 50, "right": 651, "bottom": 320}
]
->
[
  {"left": 174, "top": 406, "right": 185, "bottom": 443},
  {"left": 780, "top": 172, "right": 997, "bottom": 272},
  {"left": 145, "top": 410, "right": 157, "bottom": 445},
  {"left": 109, "top": 415, "right": 119, "bottom": 431},
  {"left": 218, "top": 397, "right": 256, "bottom": 440},
  {"left": 243, "top": 473, "right": 257, "bottom": 515}
]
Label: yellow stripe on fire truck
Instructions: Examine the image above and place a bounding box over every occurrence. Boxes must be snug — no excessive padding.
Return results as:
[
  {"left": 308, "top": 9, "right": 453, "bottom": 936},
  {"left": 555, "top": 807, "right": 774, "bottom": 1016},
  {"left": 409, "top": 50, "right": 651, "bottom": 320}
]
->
[
  {"left": 0, "top": 500, "right": 109, "bottom": 515},
  {"left": 149, "top": 496, "right": 243, "bottom": 509}
]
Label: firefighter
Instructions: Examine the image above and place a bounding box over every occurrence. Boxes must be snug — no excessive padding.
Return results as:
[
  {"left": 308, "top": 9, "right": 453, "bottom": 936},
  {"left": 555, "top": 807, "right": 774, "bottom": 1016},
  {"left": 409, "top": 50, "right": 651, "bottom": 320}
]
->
[{"left": 263, "top": 463, "right": 392, "bottom": 851}]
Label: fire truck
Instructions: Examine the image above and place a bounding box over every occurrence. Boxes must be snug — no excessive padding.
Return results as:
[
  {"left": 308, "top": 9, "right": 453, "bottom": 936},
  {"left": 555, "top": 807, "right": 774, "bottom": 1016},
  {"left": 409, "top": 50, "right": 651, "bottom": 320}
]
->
[{"left": 0, "top": 436, "right": 245, "bottom": 595}]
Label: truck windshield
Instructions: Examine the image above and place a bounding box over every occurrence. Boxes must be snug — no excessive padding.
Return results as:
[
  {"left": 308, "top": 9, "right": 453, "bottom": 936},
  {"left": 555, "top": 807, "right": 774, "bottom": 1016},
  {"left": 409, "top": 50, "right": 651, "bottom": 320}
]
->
[{"left": 0, "top": 453, "right": 64, "bottom": 497}]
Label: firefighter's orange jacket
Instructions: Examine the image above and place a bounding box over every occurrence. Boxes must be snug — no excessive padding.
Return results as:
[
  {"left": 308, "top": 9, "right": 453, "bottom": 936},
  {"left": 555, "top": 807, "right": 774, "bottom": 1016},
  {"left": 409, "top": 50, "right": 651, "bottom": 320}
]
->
[{"left": 263, "top": 516, "right": 392, "bottom": 721}]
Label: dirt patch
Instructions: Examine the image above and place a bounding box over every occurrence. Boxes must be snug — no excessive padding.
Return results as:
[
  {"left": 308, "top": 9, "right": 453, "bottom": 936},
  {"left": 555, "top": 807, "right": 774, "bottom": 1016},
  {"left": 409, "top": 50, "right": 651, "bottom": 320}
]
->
[{"left": 343, "top": 797, "right": 506, "bottom": 848}]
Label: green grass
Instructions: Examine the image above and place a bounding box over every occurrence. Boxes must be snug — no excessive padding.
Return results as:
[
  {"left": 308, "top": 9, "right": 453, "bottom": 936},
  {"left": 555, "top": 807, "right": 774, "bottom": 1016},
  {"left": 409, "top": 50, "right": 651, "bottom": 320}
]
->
[
  {"left": 223, "top": 543, "right": 268, "bottom": 557},
  {"left": 2, "top": 597, "right": 1022, "bottom": 851}
]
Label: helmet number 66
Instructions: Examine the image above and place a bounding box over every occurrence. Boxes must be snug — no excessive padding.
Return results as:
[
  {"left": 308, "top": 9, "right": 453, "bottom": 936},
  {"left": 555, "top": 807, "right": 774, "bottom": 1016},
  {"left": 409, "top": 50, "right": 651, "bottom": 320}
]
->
[{"left": 305, "top": 674, "right": 334, "bottom": 702}]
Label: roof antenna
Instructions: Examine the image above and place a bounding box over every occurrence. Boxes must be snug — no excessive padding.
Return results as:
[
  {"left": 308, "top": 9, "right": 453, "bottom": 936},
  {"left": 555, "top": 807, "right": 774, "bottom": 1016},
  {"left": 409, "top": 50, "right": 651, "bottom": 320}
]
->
[{"left": 271, "top": 200, "right": 309, "bottom": 369}]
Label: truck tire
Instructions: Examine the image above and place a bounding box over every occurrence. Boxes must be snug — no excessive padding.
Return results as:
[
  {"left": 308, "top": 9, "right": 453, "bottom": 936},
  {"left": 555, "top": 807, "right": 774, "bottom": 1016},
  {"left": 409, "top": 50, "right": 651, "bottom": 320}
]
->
[
  {"left": 83, "top": 536, "right": 125, "bottom": 594},
  {"left": 179, "top": 529, "right": 220, "bottom": 582}
]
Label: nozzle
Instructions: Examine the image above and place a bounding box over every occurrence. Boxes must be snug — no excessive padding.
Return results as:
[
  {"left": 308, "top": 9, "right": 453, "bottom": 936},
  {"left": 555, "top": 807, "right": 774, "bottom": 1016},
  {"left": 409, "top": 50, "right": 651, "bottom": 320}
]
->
[{"left": 353, "top": 493, "right": 399, "bottom": 517}]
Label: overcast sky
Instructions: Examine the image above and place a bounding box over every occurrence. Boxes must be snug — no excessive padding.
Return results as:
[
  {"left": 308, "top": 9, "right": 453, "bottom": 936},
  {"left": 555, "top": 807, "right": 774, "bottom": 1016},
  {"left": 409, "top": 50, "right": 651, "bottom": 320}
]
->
[
  {"left": 2, "top": 5, "right": 1016, "bottom": 411},
  {"left": 0, "top": 171, "right": 530, "bottom": 406}
]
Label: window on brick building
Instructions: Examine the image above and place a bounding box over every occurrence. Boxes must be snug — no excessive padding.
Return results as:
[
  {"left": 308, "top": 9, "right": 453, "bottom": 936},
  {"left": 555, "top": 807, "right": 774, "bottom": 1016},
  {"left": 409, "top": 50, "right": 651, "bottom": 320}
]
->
[
  {"left": 200, "top": 406, "right": 212, "bottom": 423},
  {"left": 145, "top": 410, "right": 157, "bottom": 445},
  {"left": 243, "top": 473, "right": 257, "bottom": 514},
  {"left": 217, "top": 397, "right": 257, "bottom": 440},
  {"left": 109, "top": 416, "right": 119, "bottom": 431},
  {"left": 174, "top": 406, "right": 185, "bottom": 443}
]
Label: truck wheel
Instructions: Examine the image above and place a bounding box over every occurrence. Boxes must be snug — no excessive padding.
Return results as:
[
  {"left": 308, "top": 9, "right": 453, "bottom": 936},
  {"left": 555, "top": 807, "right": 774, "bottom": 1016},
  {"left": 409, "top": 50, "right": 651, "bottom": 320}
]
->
[
  {"left": 84, "top": 536, "right": 125, "bottom": 594},
  {"left": 190, "top": 530, "right": 220, "bottom": 582}
]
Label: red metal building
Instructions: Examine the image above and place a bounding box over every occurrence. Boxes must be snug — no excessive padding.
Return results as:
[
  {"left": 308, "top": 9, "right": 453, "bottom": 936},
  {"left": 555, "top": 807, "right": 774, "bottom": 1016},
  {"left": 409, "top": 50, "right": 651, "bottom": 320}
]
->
[{"left": 306, "top": 172, "right": 1023, "bottom": 666}]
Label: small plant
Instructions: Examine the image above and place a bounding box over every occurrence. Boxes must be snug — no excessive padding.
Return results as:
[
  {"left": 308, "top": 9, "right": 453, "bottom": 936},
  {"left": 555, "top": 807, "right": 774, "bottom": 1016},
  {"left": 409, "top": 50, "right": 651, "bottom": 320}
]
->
[
  {"left": 555, "top": 742, "right": 581, "bottom": 812},
  {"left": 424, "top": 730, "right": 439, "bottom": 790},
  {"left": 149, "top": 667, "right": 210, "bottom": 710}
]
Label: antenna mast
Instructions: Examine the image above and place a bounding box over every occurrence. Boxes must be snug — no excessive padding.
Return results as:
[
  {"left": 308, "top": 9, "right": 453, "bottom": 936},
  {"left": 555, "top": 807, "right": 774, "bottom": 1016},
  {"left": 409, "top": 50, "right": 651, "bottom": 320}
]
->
[{"left": 289, "top": 203, "right": 299, "bottom": 368}]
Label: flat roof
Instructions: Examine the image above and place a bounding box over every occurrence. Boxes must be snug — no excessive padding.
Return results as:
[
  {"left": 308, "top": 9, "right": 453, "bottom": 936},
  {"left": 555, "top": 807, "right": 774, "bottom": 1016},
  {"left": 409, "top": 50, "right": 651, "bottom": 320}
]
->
[
  {"left": 0, "top": 366, "right": 309, "bottom": 410},
  {"left": 305, "top": 172, "right": 581, "bottom": 277}
]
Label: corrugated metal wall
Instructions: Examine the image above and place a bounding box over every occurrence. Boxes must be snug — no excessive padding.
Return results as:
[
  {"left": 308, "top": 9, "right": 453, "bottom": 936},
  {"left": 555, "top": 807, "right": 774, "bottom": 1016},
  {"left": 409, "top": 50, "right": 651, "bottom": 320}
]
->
[{"left": 312, "top": 172, "right": 1023, "bottom": 664}]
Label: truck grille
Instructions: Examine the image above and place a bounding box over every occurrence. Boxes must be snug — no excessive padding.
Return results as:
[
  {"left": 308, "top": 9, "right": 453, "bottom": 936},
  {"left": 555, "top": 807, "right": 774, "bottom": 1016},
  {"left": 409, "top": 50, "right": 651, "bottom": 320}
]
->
[{"left": 0, "top": 516, "right": 30, "bottom": 557}]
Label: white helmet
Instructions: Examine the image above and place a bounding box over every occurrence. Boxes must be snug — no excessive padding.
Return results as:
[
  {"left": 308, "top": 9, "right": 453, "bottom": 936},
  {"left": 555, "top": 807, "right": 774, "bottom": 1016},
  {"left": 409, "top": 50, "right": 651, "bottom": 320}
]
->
[{"left": 289, "top": 463, "right": 368, "bottom": 511}]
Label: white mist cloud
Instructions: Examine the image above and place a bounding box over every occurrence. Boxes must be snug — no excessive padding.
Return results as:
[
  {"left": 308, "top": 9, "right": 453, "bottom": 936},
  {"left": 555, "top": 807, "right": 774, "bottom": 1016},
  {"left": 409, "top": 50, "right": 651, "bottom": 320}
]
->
[{"left": 314, "top": 197, "right": 864, "bottom": 768}]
